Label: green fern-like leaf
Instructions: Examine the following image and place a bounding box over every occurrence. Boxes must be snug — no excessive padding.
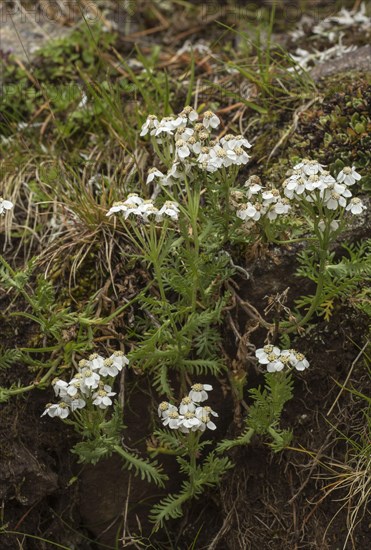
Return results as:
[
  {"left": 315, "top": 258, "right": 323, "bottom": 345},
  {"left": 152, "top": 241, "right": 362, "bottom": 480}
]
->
[
  {"left": 197, "top": 452, "right": 233, "bottom": 486},
  {"left": 113, "top": 445, "right": 168, "bottom": 488},
  {"left": 150, "top": 482, "right": 192, "bottom": 529},
  {"left": 217, "top": 427, "right": 255, "bottom": 453},
  {"left": 152, "top": 364, "right": 174, "bottom": 397},
  {"left": 0, "top": 348, "right": 22, "bottom": 370},
  {"left": 72, "top": 439, "right": 114, "bottom": 465},
  {"left": 34, "top": 276, "right": 55, "bottom": 310},
  {"left": 153, "top": 429, "right": 186, "bottom": 454}
]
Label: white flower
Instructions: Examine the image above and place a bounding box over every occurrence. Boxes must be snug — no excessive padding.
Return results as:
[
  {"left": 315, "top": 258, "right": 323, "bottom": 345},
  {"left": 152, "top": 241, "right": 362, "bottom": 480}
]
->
[
  {"left": 266, "top": 358, "right": 285, "bottom": 372},
  {"left": 176, "top": 127, "right": 194, "bottom": 142},
  {"left": 51, "top": 378, "right": 68, "bottom": 398},
  {"left": 182, "top": 136, "right": 202, "bottom": 155},
  {"left": 176, "top": 40, "right": 212, "bottom": 57},
  {"left": 256, "top": 346, "right": 310, "bottom": 372},
  {"left": 162, "top": 410, "right": 182, "bottom": 429},
  {"left": 181, "top": 106, "right": 199, "bottom": 122},
  {"left": 125, "top": 193, "right": 143, "bottom": 206},
  {"left": 41, "top": 402, "right": 70, "bottom": 419},
  {"left": 92, "top": 384, "right": 116, "bottom": 409},
  {"left": 106, "top": 201, "right": 126, "bottom": 216},
  {"left": 197, "top": 413, "right": 217, "bottom": 431},
  {"left": 175, "top": 139, "right": 191, "bottom": 160},
  {"left": 266, "top": 201, "right": 289, "bottom": 221},
  {"left": 98, "top": 358, "right": 121, "bottom": 377},
  {"left": 283, "top": 175, "right": 307, "bottom": 198},
  {"left": 221, "top": 134, "right": 252, "bottom": 150},
  {"left": 346, "top": 197, "right": 366, "bottom": 215},
  {"left": 87, "top": 353, "right": 105, "bottom": 371},
  {"left": 273, "top": 199, "right": 290, "bottom": 216},
  {"left": 337, "top": 166, "right": 362, "bottom": 186},
  {"left": 237, "top": 203, "right": 263, "bottom": 222},
  {"left": 255, "top": 345, "right": 283, "bottom": 371},
  {"left": 290, "top": 351, "right": 309, "bottom": 371},
  {"left": 247, "top": 183, "right": 262, "bottom": 197},
  {"left": 304, "top": 160, "right": 324, "bottom": 176},
  {"left": 202, "top": 110, "right": 220, "bottom": 129},
  {"left": 331, "top": 182, "right": 352, "bottom": 197},
  {"left": 201, "top": 145, "right": 227, "bottom": 172},
  {"left": 146, "top": 168, "right": 165, "bottom": 185},
  {"left": 163, "top": 161, "right": 187, "bottom": 186},
  {"left": 156, "top": 201, "right": 180, "bottom": 221},
  {"left": 319, "top": 171, "right": 337, "bottom": 188},
  {"left": 305, "top": 174, "right": 325, "bottom": 192},
  {"left": 279, "top": 349, "right": 297, "bottom": 366},
  {"left": 66, "top": 379, "right": 82, "bottom": 397},
  {"left": 179, "top": 396, "right": 196, "bottom": 415},
  {"left": 80, "top": 368, "right": 100, "bottom": 390},
  {"left": 256, "top": 345, "right": 279, "bottom": 363},
  {"left": 178, "top": 411, "right": 202, "bottom": 430},
  {"left": 0, "top": 197, "right": 14, "bottom": 215},
  {"left": 325, "top": 191, "right": 346, "bottom": 210},
  {"left": 154, "top": 116, "right": 179, "bottom": 137},
  {"left": 140, "top": 115, "right": 159, "bottom": 136},
  {"left": 138, "top": 201, "right": 159, "bottom": 221},
  {"left": 231, "top": 146, "right": 250, "bottom": 166},
  {"left": 189, "top": 383, "right": 213, "bottom": 403},
  {"left": 109, "top": 351, "right": 129, "bottom": 370},
  {"left": 158, "top": 401, "right": 178, "bottom": 419},
  {"left": 194, "top": 407, "right": 218, "bottom": 431},
  {"left": 106, "top": 201, "right": 141, "bottom": 219},
  {"left": 172, "top": 115, "right": 187, "bottom": 129},
  {"left": 66, "top": 395, "right": 86, "bottom": 411},
  {"left": 262, "top": 189, "right": 281, "bottom": 205},
  {"left": 195, "top": 405, "right": 218, "bottom": 419}
]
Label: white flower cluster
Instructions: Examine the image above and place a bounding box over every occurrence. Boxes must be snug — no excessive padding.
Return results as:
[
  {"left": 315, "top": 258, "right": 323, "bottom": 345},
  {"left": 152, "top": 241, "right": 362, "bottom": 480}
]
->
[
  {"left": 158, "top": 383, "right": 218, "bottom": 433},
  {"left": 282, "top": 160, "right": 365, "bottom": 215},
  {"left": 256, "top": 345, "right": 309, "bottom": 373},
  {"left": 0, "top": 197, "right": 14, "bottom": 215},
  {"left": 106, "top": 193, "right": 179, "bottom": 222},
  {"left": 312, "top": 2, "right": 370, "bottom": 40},
  {"left": 288, "top": 3, "right": 370, "bottom": 71},
  {"left": 176, "top": 39, "right": 212, "bottom": 57},
  {"left": 236, "top": 161, "right": 365, "bottom": 226},
  {"left": 289, "top": 40, "right": 357, "bottom": 73},
  {"left": 236, "top": 175, "right": 291, "bottom": 225},
  {"left": 42, "top": 351, "right": 129, "bottom": 419},
  {"left": 141, "top": 107, "right": 252, "bottom": 183}
]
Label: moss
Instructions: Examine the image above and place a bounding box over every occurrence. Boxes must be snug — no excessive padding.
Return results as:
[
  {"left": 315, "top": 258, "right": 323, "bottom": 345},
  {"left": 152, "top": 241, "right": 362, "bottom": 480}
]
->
[{"left": 253, "top": 71, "right": 371, "bottom": 188}]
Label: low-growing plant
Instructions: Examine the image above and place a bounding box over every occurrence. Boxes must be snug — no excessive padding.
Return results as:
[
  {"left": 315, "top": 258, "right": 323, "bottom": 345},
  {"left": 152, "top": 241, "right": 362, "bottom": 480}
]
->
[
  {"left": 1, "top": 100, "right": 368, "bottom": 532},
  {"left": 150, "top": 384, "right": 232, "bottom": 528},
  {"left": 41, "top": 350, "right": 167, "bottom": 487}
]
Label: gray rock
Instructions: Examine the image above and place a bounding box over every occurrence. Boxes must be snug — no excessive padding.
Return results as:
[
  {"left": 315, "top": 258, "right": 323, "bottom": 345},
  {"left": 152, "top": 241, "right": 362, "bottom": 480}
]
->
[
  {"left": 0, "top": 6, "right": 73, "bottom": 61},
  {"left": 310, "top": 45, "right": 371, "bottom": 80}
]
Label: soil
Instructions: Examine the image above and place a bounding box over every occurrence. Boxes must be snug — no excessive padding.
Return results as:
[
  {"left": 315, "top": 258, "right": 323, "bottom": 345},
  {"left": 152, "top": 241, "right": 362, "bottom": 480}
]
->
[
  {"left": 1, "top": 247, "right": 369, "bottom": 549},
  {"left": 0, "top": 1, "right": 370, "bottom": 549}
]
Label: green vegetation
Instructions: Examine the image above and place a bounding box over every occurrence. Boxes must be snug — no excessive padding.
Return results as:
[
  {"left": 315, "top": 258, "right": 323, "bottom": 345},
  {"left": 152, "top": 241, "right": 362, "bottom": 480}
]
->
[{"left": 0, "top": 1, "right": 369, "bottom": 548}]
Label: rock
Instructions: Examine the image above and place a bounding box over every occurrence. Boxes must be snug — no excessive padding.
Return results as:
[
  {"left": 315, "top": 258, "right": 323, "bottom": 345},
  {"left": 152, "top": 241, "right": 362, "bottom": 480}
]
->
[
  {"left": 0, "top": 5, "right": 74, "bottom": 61},
  {"left": 0, "top": 444, "right": 58, "bottom": 505},
  {"left": 310, "top": 45, "right": 371, "bottom": 80}
]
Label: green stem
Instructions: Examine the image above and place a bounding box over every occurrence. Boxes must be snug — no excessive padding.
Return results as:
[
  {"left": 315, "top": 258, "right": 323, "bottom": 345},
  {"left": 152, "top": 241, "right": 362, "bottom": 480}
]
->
[
  {"left": 280, "top": 220, "right": 331, "bottom": 333},
  {"left": 187, "top": 431, "right": 199, "bottom": 493},
  {"left": 3, "top": 359, "right": 60, "bottom": 398}
]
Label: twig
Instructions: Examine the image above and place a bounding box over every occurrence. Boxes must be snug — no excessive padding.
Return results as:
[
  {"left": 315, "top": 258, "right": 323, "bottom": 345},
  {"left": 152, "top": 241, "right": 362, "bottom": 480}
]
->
[
  {"left": 267, "top": 97, "right": 320, "bottom": 163},
  {"left": 327, "top": 340, "right": 369, "bottom": 416},
  {"left": 227, "top": 283, "right": 272, "bottom": 330},
  {"left": 208, "top": 506, "right": 235, "bottom": 550}
]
